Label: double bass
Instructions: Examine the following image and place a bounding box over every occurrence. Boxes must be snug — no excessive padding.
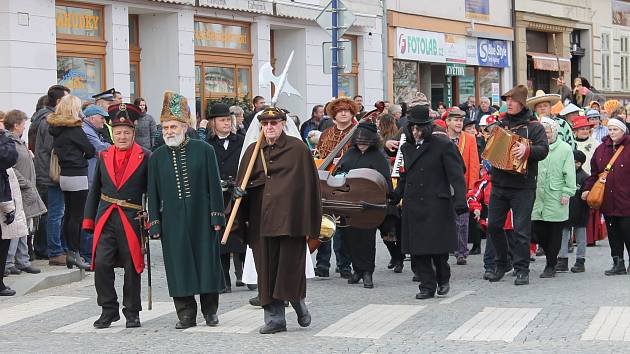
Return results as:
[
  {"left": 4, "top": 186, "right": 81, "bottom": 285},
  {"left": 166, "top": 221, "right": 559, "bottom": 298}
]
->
[{"left": 308, "top": 105, "right": 389, "bottom": 252}]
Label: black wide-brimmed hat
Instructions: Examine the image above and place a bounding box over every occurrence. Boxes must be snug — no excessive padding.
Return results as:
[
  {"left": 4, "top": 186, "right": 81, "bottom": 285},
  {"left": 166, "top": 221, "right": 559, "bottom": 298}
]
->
[
  {"left": 407, "top": 105, "right": 433, "bottom": 125},
  {"left": 352, "top": 122, "right": 379, "bottom": 146},
  {"left": 207, "top": 103, "right": 231, "bottom": 119},
  {"left": 107, "top": 103, "right": 141, "bottom": 128}
]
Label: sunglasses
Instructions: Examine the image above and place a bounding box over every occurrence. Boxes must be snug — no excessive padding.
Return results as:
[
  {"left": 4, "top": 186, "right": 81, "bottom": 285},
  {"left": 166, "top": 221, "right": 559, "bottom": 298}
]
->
[{"left": 261, "top": 120, "right": 281, "bottom": 126}]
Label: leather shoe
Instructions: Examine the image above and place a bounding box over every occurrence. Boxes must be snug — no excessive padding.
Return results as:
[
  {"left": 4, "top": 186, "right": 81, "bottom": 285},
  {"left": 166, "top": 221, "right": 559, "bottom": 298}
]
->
[
  {"left": 205, "top": 314, "right": 219, "bottom": 327},
  {"left": 19, "top": 266, "right": 41, "bottom": 274},
  {"left": 347, "top": 272, "right": 362, "bottom": 284},
  {"left": 235, "top": 280, "right": 245, "bottom": 287},
  {"left": 340, "top": 270, "right": 352, "bottom": 279},
  {"left": 393, "top": 263, "right": 403, "bottom": 273},
  {"left": 456, "top": 257, "right": 467, "bottom": 265},
  {"left": 483, "top": 270, "right": 494, "bottom": 280},
  {"left": 514, "top": 272, "right": 529, "bottom": 286},
  {"left": 0, "top": 287, "right": 16, "bottom": 296},
  {"left": 387, "top": 260, "right": 395, "bottom": 269},
  {"left": 259, "top": 323, "right": 287, "bottom": 334},
  {"left": 437, "top": 283, "right": 450, "bottom": 296},
  {"left": 175, "top": 317, "right": 197, "bottom": 329},
  {"left": 487, "top": 269, "right": 506, "bottom": 282},
  {"left": 7, "top": 266, "right": 21, "bottom": 275},
  {"left": 297, "top": 312, "right": 311, "bottom": 327},
  {"left": 415, "top": 290, "right": 435, "bottom": 300},
  {"left": 48, "top": 255, "right": 66, "bottom": 266},
  {"left": 249, "top": 295, "right": 261, "bottom": 307},
  {"left": 314, "top": 268, "right": 329, "bottom": 278},
  {"left": 125, "top": 314, "right": 141, "bottom": 328},
  {"left": 363, "top": 272, "right": 374, "bottom": 289},
  {"left": 93, "top": 312, "right": 121, "bottom": 329},
  {"left": 247, "top": 284, "right": 257, "bottom": 291}
]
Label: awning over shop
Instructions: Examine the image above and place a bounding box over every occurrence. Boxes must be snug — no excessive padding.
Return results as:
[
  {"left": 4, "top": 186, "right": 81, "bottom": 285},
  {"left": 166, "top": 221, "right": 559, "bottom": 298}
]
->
[
  {"left": 527, "top": 52, "right": 571, "bottom": 72},
  {"left": 149, "top": 0, "right": 195, "bottom": 4}
]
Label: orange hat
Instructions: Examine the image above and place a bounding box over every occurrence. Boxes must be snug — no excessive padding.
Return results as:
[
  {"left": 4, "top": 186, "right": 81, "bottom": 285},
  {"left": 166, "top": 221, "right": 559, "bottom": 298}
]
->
[
  {"left": 551, "top": 101, "right": 564, "bottom": 116},
  {"left": 604, "top": 99, "right": 622, "bottom": 115}
]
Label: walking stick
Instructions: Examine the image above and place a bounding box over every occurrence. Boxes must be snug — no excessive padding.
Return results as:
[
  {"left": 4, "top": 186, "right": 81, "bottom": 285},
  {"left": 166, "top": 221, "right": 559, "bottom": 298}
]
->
[
  {"left": 141, "top": 194, "right": 152, "bottom": 310},
  {"left": 221, "top": 132, "right": 264, "bottom": 245}
]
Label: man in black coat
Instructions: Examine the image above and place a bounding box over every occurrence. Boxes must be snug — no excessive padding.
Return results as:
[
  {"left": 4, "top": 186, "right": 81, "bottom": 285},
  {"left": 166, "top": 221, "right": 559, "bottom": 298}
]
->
[
  {"left": 83, "top": 103, "right": 150, "bottom": 329},
  {"left": 485, "top": 85, "right": 549, "bottom": 286},
  {"left": 0, "top": 129, "right": 17, "bottom": 296},
  {"left": 205, "top": 103, "right": 246, "bottom": 293},
  {"left": 393, "top": 105, "right": 468, "bottom": 300}
]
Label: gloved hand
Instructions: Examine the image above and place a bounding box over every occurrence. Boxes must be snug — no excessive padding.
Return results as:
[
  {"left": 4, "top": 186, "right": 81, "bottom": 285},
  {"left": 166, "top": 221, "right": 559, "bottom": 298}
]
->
[
  {"left": 4, "top": 210, "right": 15, "bottom": 225},
  {"left": 232, "top": 186, "right": 247, "bottom": 201}
]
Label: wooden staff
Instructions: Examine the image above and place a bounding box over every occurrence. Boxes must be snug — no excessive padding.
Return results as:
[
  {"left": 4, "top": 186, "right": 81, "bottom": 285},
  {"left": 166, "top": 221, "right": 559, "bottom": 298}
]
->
[
  {"left": 552, "top": 33, "right": 563, "bottom": 83},
  {"left": 221, "top": 132, "right": 265, "bottom": 244}
]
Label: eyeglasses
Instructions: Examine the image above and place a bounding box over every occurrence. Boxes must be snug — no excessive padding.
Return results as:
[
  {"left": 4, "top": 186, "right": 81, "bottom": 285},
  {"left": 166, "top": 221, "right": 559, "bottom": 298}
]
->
[{"left": 261, "top": 120, "right": 281, "bottom": 126}]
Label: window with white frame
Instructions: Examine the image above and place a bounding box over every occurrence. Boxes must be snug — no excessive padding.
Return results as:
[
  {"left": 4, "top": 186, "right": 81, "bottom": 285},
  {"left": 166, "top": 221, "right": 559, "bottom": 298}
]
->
[
  {"left": 602, "top": 33, "right": 611, "bottom": 89},
  {"left": 621, "top": 35, "right": 629, "bottom": 90}
]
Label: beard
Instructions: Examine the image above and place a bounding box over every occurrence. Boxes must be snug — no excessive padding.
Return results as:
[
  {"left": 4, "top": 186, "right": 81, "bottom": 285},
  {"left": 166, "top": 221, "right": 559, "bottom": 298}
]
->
[{"left": 164, "top": 131, "right": 186, "bottom": 147}]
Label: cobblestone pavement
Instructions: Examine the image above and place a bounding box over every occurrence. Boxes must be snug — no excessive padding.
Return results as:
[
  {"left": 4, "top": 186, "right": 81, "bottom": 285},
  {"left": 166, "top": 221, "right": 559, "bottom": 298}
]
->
[{"left": 1, "top": 238, "right": 629, "bottom": 354}]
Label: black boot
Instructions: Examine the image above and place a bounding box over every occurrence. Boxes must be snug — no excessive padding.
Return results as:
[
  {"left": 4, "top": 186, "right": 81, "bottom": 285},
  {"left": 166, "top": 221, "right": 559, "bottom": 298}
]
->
[
  {"left": 291, "top": 300, "right": 311, "bottom": 328},
  {"left": 393, "top": 262, "right": 403, "bottom": 273},
  {"left": 437, "top": 282, "right": 450, "bottom": 296},
  {"left": 204, "top": 314, "right": 219, "bottom": 327},
  {"left": 605, "top": 257, "right": 627, "bottom": 276},
  {"left": 363, "top": 272, "right": 374, "bottom": 289},
  {"left": 415, "top": 289, "right": 435, "bottom": 300},
  {"left": 539, "top": 265, "right": 556, "bottom": 278},
  {"left": 555, "top": 257, "right": 569, "bottom": 272},
  {"left": 93, "top": 312, "right": 121, "bottom": 329},
  {"left": 249, "top": 295, "right": 261, "bottom": 307},
  {"left": 175, "top": 316, "right": 196, "bottom": 329},
  {"left": 487, "top": 268, "right": 506, "bottom": 282},
  {"left": 347, "top": 272, "right": 362, "bottom": 284},
  {"left": 571, "top": 258, "right": 585, "bottom": 273}
]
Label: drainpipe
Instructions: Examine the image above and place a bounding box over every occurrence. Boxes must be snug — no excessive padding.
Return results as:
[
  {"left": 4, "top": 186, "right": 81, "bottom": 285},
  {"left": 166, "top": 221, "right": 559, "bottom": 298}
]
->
[
  {"left": 381, "top": 0, "right": 388, "bottom": 101},
  {"left": 511, "top": 0, "right": 517, "bottom": 86}
]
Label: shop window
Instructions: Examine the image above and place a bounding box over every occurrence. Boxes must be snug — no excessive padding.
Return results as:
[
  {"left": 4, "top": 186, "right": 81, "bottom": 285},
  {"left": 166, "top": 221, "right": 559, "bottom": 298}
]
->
[
  {"left": 194, "top": 18, "right": 252, "bottom": 118},
  {"left": 338, "top": 36, "right": 359, "bottom": 98},
  {"left": 57, "top": 56, "right": 103, "bottom": 100},
  {"left": 393, "top": 60, "right": 419, "bottom": 104},
  {"left": 457, "top": 67, "right": 476, "bottom": 105},
  {"left": 55, "top": 1, "right": 105, "bottom": 102},
  {"left": 478, "top": 67, "right": 501, "bottom": 106}
]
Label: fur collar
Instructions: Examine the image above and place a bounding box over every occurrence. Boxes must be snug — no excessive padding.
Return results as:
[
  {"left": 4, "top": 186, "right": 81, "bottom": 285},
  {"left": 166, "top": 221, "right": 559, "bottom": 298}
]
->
[{"left": 47, "top": 113, "right": 83, "bottom": 128}]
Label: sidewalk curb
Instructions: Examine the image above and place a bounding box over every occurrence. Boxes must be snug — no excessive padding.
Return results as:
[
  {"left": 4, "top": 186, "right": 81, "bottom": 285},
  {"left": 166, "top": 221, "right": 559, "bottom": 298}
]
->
[{"left": 5, "top": 268, "right": 87, "bottom": 296}]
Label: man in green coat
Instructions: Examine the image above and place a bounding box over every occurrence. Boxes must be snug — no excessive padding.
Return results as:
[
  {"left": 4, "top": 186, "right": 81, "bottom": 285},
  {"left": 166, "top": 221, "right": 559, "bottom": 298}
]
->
[{"left": 148, "top": 91, "right": 226, "bottom": 329}]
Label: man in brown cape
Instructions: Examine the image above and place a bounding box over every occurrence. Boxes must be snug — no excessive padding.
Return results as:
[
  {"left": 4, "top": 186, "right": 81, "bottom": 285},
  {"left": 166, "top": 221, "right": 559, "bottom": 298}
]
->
[{"left": 237, "top": 107, "right": 322, "bottom": 334}]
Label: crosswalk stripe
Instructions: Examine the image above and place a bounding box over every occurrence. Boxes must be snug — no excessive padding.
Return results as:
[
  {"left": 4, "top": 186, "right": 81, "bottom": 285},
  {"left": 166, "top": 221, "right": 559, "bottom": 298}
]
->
[
  {"left": 446, "top": 307, "right": 541, "bottom": 342},
  {"left": 439, "top": 291, "right": 475, "bottom": 305},
  {"left": 52, "top": 302, "right": 174, "bottom": 334},
  {"left": 185, "top": 305, "right": 295, "bottom": 333},
  {"left": 315, "top": 304, "right": 424, "bottom": 339},
  {"left": 582, "top": 306, "right": 630, "bottom": 341},
  {"left": 0, "top": 296, "right": 88, "bottom": 327}
]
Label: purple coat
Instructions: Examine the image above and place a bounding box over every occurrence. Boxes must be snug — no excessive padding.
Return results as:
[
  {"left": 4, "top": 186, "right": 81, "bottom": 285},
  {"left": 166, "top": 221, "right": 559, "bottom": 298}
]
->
[{"left": 584, "top": 134, "right": 630, "bottom": 217}]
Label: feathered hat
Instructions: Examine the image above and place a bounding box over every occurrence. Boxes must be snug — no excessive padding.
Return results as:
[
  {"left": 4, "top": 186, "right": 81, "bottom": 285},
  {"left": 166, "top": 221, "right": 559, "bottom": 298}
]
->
[{"left": 160, "top": 91, "right": 191, "bottom": 124}]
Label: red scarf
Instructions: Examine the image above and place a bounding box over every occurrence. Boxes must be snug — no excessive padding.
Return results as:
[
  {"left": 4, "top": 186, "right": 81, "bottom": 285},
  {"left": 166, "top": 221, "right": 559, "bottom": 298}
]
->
[{"left": 114, "top": 147, "right": 132, "bottom": 186}]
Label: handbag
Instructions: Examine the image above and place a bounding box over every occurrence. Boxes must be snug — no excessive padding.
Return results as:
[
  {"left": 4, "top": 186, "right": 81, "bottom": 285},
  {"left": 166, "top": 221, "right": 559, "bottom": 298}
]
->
[
  {"left": 587, "top": 146, "right": 624, "bottom": 210},
  {"left": 49, "top": 149, "right": 61, "bottom": 184}
]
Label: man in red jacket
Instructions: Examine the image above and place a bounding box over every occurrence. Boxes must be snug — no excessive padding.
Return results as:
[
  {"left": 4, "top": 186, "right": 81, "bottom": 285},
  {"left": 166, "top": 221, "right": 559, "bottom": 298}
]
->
[{"left": 445, "top": 108, "right": 479, "bottom": 265}]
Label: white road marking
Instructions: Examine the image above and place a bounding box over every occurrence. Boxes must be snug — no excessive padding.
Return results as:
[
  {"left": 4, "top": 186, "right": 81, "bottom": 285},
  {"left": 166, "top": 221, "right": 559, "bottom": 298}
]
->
[
  {"left": 52, "top": 302, "right": 174, "bottom": 333},
  {"left": 185, "top": 305, "right": 294, "bottom": 334},
  {"left": 446, "top": 307, "right": 541, "bottom": 342},
  {"left": 439, "top": 291, "right": 475, "bottom": 304},
  {"left": 0, "top": 296, "right": 87, "bottom": 327},
  {"left": 315, "top": 304, "right": 424, "bottom": 339},
  {"left": 582, "top": 306, "right": 630, "bottom": 341}
]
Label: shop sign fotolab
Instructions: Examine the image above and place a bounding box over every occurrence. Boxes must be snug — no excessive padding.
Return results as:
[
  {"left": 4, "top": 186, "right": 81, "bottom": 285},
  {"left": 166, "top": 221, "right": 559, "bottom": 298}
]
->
[
  {"left": 396, "top": 28, "right": 445, "bottom": 63},
  {"left": 477, "top": 39, "right": 509, "bottom": 68}
]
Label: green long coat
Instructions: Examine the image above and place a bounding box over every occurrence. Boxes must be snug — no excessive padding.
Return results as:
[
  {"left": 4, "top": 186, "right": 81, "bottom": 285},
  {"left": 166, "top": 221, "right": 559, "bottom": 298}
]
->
[
  {"left": 148, "top": 138, "right": 226, "bottom": 297},
  {"left": 532, "top": 138, "right": 576, "bottom": 222}
]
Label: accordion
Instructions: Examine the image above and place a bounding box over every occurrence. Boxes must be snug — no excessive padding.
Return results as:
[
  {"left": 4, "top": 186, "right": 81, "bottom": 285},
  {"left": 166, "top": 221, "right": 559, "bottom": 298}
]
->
[{"left": 481, "top": 126, "right": 530, "bottom": 175}]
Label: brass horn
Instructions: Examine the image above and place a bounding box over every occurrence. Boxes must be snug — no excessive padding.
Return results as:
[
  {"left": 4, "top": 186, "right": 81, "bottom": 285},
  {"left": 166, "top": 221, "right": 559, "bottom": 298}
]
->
[{"left": 319, "top": 214, "right": 336, "bottom": 242}]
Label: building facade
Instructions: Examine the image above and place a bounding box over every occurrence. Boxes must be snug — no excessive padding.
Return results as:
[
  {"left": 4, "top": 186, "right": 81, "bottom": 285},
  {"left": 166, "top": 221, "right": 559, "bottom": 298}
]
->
[
  {"left": 386, "top": 0, "right": 514, "bottom": 107},
  {"left": 1, "top": 0, "right": 384, "bottom": 122}
]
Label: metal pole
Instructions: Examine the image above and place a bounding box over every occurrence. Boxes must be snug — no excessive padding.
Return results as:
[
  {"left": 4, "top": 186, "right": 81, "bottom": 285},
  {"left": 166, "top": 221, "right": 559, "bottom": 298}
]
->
[
  {"left": 332, "top": 0, "right": 339, "bottom": 98},
  {"left": 381, "top": 0, "right": 388, "bottom": 101},
  {"left": 511, "top": 0, "right": 517, "bottom": 86}
]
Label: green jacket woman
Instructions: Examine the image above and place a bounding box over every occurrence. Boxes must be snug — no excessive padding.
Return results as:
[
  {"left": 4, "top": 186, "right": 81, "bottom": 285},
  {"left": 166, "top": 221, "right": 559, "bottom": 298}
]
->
[{"left": 532, "top": 118, "right": 576, "bottom": 222}]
